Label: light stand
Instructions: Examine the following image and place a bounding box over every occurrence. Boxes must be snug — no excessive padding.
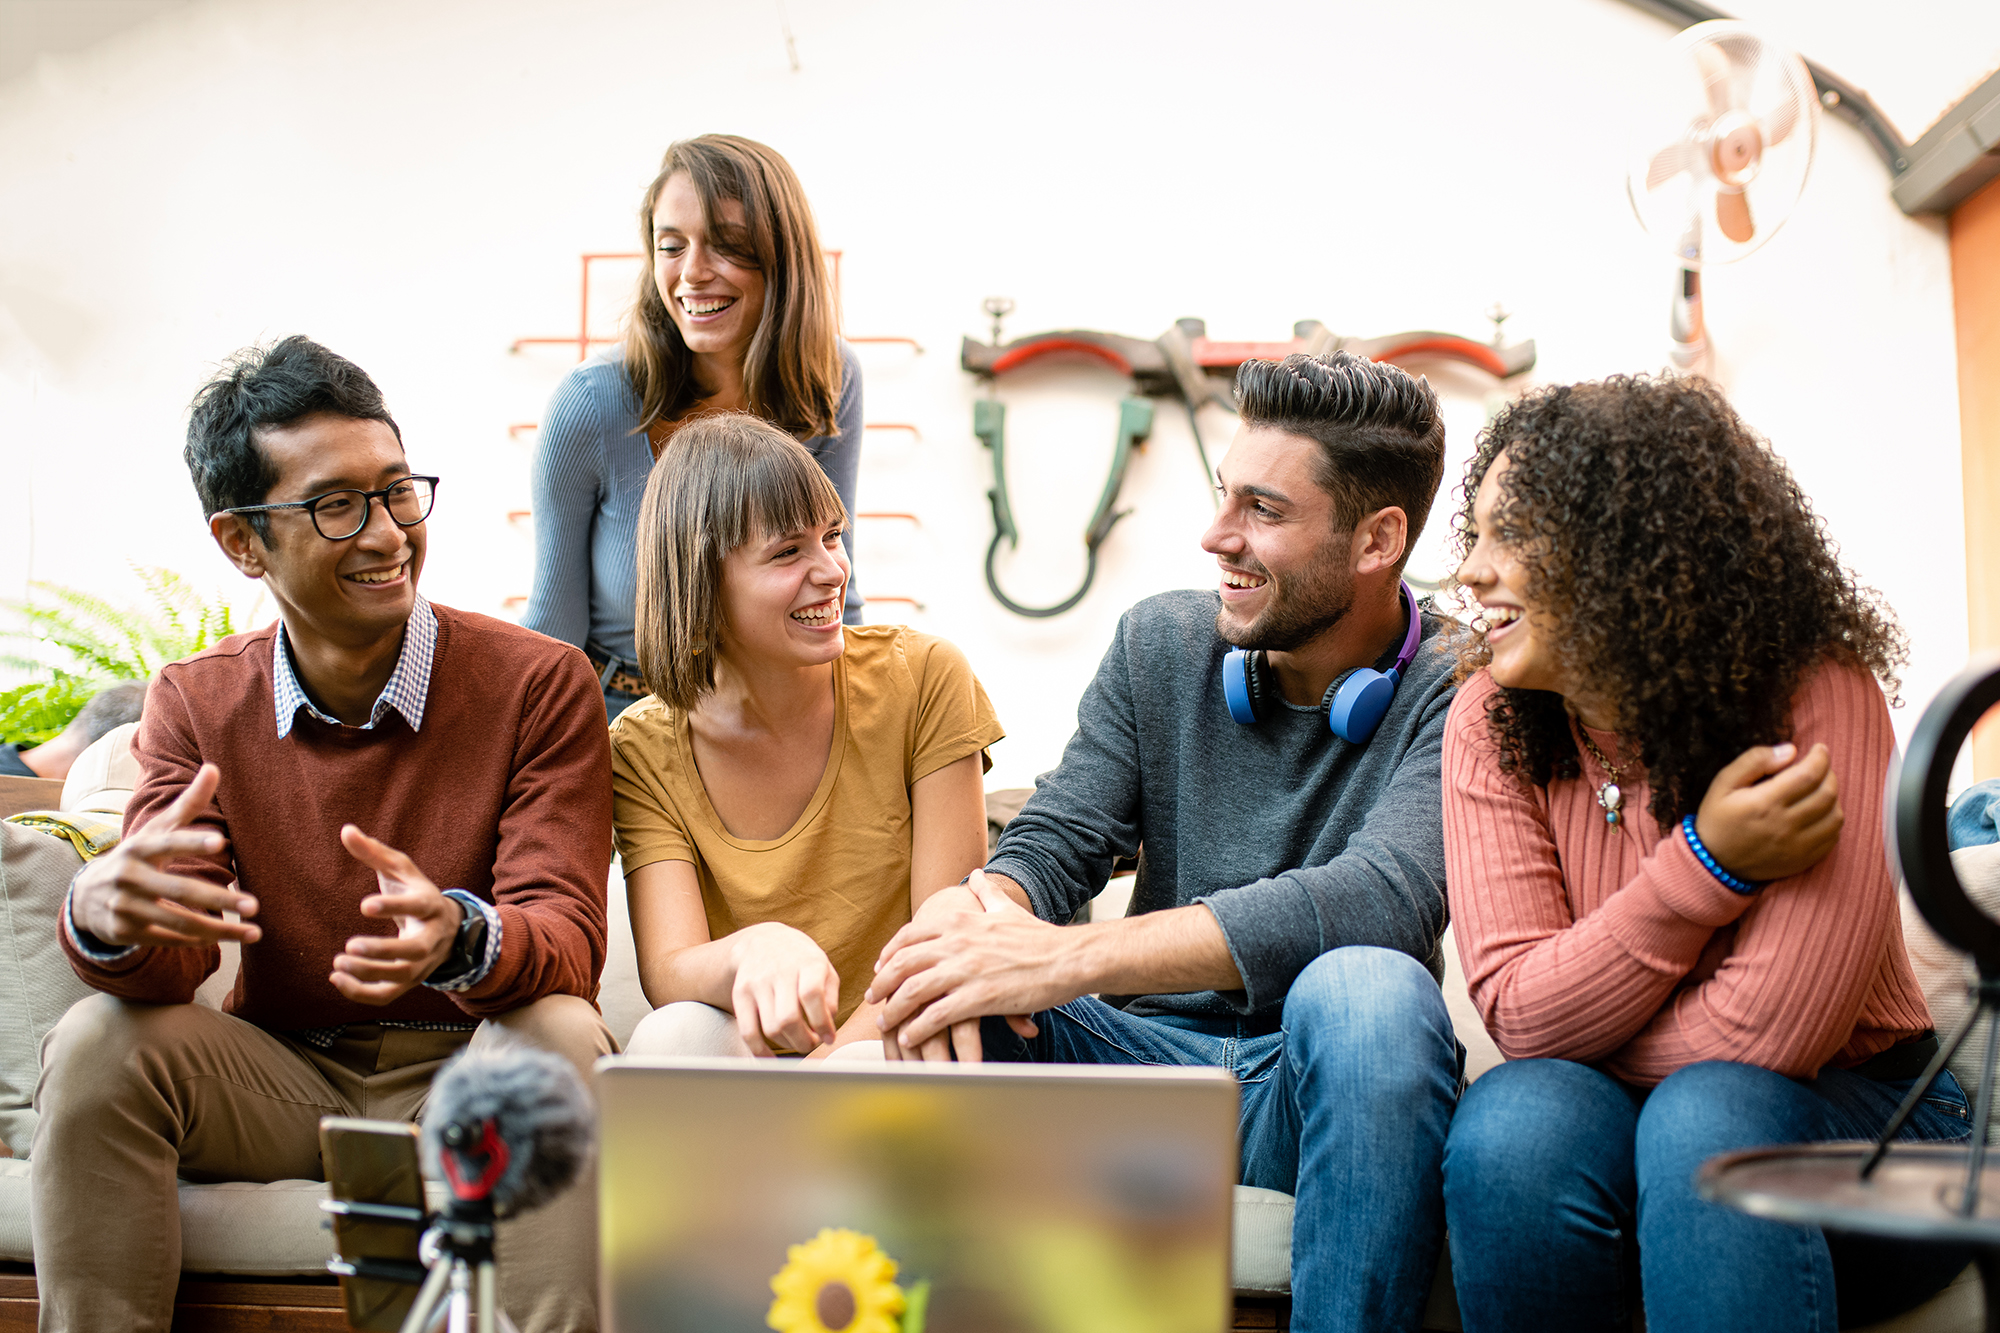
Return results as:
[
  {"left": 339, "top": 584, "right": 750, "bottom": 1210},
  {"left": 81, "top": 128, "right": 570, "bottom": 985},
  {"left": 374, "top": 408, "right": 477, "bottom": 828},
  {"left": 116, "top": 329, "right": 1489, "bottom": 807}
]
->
[{"left": 1864, "top": 653, "right": 2000, "bottom": 1210}]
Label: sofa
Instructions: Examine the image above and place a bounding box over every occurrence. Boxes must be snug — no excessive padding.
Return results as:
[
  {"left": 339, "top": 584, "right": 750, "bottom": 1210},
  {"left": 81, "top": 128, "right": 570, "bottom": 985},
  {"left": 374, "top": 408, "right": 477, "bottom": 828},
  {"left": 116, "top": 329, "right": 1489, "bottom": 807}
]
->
[{"left": 0, "top": 734, "right": 1987, "bottom": 1330}]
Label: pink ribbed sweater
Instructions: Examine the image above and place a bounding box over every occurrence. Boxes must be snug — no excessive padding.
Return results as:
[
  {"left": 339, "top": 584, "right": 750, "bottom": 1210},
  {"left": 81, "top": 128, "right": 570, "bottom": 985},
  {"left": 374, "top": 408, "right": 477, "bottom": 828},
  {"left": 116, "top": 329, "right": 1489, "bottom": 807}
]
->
[{"left": 1442, "top": 661, "right": 1931, "bottom": 1087}]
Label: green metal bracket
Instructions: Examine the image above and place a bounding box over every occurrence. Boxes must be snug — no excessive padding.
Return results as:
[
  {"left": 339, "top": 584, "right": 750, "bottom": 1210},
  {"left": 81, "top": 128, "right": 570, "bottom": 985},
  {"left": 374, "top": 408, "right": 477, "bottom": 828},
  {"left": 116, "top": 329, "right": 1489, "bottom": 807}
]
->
[{"left": 977, "top": 395, "right": 1154, "bottom": 619}]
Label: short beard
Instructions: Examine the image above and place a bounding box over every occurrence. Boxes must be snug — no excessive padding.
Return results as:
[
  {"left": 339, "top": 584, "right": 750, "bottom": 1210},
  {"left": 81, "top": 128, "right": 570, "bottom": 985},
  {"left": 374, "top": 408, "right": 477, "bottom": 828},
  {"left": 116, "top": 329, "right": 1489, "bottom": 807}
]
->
[{"left": 1215, "top": 541, "right": 1356, "bottom": 653}]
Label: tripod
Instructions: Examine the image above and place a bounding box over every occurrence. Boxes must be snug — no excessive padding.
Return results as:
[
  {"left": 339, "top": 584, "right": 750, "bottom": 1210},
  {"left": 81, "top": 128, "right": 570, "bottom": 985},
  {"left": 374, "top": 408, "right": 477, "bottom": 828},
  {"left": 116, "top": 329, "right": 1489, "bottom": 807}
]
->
[{"left": 400, "top": 1205, "right": 520, "bottom": 1333}]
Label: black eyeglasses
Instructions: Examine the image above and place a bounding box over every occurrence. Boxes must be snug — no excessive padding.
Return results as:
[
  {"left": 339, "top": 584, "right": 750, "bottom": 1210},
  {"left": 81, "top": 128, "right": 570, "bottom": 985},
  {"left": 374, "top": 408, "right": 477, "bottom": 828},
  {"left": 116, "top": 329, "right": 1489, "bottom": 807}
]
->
[{"left": 224, "top": 476, "right": 439, "bottom": 540}]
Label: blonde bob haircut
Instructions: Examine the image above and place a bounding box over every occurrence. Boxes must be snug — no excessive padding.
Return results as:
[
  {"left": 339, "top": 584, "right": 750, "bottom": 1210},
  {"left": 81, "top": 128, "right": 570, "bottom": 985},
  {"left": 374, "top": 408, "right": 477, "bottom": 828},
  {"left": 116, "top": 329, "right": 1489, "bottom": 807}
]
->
[
  {"left": 623, "top": 134, "right": 842, "bottom": 441},
  {"left": 634, "top": 412, "right": 847, "bottom": 711}
]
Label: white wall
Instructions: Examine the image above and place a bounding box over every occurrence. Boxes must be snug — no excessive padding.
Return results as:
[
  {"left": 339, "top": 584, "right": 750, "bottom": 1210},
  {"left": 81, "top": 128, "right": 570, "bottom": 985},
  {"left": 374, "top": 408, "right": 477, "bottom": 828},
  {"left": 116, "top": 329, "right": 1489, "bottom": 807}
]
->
[{"left": 0, "top": 0, "right": 1982, "bottom": 789}]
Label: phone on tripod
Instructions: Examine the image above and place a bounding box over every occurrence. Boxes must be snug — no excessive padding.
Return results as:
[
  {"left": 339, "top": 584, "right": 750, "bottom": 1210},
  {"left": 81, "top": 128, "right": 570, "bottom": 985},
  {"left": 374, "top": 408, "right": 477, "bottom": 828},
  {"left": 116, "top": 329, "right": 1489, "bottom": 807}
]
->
[{"left": 320, "top": 1117, "right": 430, "bottom": 1332}]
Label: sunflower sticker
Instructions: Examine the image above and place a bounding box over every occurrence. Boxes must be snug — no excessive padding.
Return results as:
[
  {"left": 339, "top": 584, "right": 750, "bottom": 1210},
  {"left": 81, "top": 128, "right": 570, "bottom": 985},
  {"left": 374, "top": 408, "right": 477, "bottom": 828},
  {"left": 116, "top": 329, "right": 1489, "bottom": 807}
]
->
[{"left": 767, "top": 1229, "right": 931, "bottom": 1333}]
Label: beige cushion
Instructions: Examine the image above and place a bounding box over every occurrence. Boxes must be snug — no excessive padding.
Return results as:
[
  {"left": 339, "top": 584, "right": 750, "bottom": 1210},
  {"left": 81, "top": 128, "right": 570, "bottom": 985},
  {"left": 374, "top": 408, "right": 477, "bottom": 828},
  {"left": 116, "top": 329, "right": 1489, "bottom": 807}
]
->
[
  {"left": 0, "top": 1153, "right": 449, "bottom": 1276},
  {"left": 1230, "top": 1185, "right": 1292, "bottom": 1294},
  {"left": 60, "top": 721, "right": 141, "bottom": 816},
  {"left": 0, "top": 823, "right": 98, "bottom": 1157},
  {"left": 1903, "top": 845, "right": 2000, "bottom": 1113}
]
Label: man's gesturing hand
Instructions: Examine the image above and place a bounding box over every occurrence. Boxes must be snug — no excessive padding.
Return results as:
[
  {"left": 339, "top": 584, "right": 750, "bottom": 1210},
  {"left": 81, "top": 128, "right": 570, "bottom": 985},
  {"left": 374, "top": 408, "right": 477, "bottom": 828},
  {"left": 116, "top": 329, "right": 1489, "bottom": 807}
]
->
[
  {"left": 70, "top": 763, "right": 257, "bottom": 949},
  {"left": 331, "top": 825, "right": 462, "bottom": 1005},
  {"left": 868, "top": 873, "right": 1065, "bottom": 1062}
]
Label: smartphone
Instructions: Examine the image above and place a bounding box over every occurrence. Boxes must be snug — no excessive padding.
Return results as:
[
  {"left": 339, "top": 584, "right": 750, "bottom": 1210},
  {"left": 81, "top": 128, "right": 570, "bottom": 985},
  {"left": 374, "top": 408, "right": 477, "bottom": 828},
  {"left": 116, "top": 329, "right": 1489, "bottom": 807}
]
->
[{"left": 320, "top": 1116, "right": 429, "bottom": 1332}]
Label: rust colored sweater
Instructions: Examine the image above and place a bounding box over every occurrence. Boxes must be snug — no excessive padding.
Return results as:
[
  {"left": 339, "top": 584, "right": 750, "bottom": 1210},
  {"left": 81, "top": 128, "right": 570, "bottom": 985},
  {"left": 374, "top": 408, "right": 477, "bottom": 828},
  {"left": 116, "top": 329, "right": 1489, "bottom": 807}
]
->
[
  {"left": 61, "top": 605, "right": 613, "bottom": 1030},
  {"left": 1442, "top": 661, "right": 1931, "bottom": 1087}
]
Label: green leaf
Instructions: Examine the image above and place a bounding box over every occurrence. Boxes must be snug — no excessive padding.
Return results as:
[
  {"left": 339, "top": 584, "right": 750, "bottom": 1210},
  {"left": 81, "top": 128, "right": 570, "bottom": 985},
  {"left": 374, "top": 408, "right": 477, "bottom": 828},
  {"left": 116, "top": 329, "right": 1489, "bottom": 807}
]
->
[
  {"left": 901, "top": 1278, "right": 929, "bottom": 1333},
  {"left": 0, "top": 674, "right": 107, "bottom": 746},
  {"left": 0, "top": 569, "right": 237, "bottom": 683}
]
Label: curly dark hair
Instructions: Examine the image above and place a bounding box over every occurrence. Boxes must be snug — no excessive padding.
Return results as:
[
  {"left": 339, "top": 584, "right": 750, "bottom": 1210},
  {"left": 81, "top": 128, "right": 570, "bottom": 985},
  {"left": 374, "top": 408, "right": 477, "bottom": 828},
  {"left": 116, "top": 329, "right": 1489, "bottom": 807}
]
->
[{"left": 1451, "top": 374, "right": 1905, "bottom": 827}]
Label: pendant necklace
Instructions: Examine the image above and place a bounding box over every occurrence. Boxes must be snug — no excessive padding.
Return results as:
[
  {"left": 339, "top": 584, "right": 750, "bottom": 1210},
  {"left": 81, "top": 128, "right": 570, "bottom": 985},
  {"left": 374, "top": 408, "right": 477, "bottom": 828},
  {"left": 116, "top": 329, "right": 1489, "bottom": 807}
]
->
[{"left": 1578, "top": 730, "right": 1633, "bottom": 826}]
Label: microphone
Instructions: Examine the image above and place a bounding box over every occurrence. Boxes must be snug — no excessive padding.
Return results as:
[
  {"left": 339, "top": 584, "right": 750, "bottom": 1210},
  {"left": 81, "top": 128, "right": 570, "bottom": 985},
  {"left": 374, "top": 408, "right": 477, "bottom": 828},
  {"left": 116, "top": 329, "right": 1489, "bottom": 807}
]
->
[{"left": 419, "top": 1041, "right": 594, "bottom": 1220}]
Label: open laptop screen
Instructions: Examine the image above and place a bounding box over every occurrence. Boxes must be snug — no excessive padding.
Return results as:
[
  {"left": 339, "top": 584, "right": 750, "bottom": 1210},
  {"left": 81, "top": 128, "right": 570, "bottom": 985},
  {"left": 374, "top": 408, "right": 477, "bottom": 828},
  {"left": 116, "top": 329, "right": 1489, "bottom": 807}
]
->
[{"left": 598, "top": 1059, "right": 1238, "bottom": 1333}]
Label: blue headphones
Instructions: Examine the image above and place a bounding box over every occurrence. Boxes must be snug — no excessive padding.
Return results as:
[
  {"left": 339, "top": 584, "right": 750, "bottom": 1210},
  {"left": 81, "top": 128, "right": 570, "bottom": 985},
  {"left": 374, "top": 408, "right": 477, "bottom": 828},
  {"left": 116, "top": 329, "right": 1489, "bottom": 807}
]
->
[{"left": 1222, "top": 581, "right": 1423, "bottom": 743}]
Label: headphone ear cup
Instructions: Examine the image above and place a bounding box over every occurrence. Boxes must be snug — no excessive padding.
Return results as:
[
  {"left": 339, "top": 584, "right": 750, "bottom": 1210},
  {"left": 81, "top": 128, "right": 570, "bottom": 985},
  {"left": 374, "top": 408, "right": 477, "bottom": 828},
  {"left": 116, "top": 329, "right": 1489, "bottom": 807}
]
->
[
  {"left": 1223, "top": 649, "right": 1271, "bottom": 725},
  {"left": 1328, "top": 668, "right": 1397, "bottom": 744},
  {"left": 1223, "top": 649, "right": 1258, "bottom": 724}
]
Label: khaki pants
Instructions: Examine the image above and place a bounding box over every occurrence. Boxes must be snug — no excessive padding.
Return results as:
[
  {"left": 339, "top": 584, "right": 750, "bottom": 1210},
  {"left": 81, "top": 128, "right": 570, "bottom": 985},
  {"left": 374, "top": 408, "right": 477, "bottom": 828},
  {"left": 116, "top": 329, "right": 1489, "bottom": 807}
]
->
[{"left": 30, "top": 992, "right": 617, "bottom": 1333}]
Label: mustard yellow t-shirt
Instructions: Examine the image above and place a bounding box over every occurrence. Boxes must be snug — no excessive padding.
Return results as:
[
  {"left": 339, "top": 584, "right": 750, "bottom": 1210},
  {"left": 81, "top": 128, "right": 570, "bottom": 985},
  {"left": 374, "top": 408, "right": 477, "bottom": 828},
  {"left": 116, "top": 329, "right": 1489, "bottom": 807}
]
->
[{"left": 609, "top": 626, "right": 1004, "bottom": 1025}]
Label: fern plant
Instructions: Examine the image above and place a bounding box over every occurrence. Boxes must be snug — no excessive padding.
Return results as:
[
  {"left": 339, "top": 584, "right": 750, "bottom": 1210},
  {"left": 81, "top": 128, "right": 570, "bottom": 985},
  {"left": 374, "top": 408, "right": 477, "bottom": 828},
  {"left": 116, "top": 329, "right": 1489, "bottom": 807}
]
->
[{"left": 0, "top": 567, "right": 237, "bottom": 745}]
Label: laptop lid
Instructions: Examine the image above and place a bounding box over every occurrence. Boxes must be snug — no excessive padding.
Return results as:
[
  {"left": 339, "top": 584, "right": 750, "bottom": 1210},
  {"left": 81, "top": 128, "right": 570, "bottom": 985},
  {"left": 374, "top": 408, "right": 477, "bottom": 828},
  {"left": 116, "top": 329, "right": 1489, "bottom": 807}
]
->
[{"left": 597, "top": 1058, "right": 1239, "bottom": 1333}]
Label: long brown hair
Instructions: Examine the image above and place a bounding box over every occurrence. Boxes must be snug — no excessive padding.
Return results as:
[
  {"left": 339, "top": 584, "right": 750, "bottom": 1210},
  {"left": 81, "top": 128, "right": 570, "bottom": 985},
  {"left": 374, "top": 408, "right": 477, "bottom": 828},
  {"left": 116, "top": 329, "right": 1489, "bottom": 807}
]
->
[
  {"left": 634, "top": 412, "right": 847, "bottom": 712},
  {"left": 622, "top": 135, "right": 842, "bottom": 439}
]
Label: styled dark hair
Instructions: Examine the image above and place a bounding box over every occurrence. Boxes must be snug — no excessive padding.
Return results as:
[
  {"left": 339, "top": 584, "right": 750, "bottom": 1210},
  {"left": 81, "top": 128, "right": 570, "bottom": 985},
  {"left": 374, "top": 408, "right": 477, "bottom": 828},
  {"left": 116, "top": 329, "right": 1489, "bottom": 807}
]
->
[
  {"left": 66, "top": 680, "right": 147, "bottom": 744},
  {"left": 1234, "top": 350, "right": 1447, "bottom": 567},
  {"left": 623, "top": 135, "right": 841, "bottom": 440},
  {"left": 633, "top": 412, "right": 847, "bottom": 711},
  {"left": 1451, "top": 374, "right": 1905, "bottom": 827},
  {"left": 184, "top": 336, "right": 401, "bottom": 543}
]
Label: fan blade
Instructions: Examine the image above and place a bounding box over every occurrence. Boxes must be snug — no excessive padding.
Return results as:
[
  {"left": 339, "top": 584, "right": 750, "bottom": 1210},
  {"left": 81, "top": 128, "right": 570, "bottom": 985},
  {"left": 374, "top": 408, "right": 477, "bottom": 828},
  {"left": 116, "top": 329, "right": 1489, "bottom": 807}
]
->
[
  {"left": 1762, "top": 90, "right": 1799, "bottom": 147},
  {"left": 1716, "top": 188, "right": 1755, "bottom": 243},
  {"left": 1646, "top": 142, "right": 1695, "bottom": 191},
  {"left": 1692, "top": 42, "right": 1737, "bottom": 117}
]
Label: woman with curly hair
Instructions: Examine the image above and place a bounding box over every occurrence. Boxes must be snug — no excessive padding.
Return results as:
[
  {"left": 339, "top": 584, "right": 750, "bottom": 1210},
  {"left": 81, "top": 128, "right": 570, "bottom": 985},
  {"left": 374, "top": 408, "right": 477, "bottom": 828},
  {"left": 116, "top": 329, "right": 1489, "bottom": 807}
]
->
[{"left": 1439, "top": 375, "right": 1969, "bottom": 1332}]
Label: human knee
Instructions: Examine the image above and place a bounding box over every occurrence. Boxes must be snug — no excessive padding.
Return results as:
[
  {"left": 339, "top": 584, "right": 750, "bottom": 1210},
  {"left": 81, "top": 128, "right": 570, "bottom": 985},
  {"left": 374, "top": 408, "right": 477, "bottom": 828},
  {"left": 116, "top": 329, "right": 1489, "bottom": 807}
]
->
[
  {"left": 1283, "top": 946, "right": 1450, "bottom": 1061},
  {"left": 1446, "top": 1060, "right": 1632, "bottom": 1198},
  {"left": 624, "top": 1002, "right": 745, "bottom": 1058},
  {"left": 41, "top": 994, "right": 189, "bottom": 1088},
  {"left": 482, "top": 993, "right": 618, "bottom": 1074},
  {"left": 1636, "top": 1061, "right": 1815, "bottom": 1181}
]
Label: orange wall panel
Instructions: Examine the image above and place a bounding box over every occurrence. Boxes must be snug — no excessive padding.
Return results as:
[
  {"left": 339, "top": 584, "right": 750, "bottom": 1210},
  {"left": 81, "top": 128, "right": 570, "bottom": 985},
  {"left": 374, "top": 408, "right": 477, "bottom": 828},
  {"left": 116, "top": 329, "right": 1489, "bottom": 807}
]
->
[{"left": 1954, "top": 175, "right": 2000, "bottom": 776}]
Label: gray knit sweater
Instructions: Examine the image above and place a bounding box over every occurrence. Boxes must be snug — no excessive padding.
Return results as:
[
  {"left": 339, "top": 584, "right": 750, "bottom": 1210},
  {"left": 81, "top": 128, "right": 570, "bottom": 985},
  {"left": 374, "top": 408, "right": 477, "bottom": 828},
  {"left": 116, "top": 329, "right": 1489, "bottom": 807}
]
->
[
  {"left": 986, "top": 589, "right": 1458, "bottom": 1025},
  {"left": 522, "top": 343, "right": 865, "bottom": 663}
]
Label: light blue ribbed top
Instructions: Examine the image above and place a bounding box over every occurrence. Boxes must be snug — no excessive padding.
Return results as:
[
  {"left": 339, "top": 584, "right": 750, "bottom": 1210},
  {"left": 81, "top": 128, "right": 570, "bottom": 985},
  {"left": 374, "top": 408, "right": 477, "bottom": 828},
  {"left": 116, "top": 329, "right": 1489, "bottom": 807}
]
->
[{"left": 522, "top": 342, "right": 864, "bottom": 665}]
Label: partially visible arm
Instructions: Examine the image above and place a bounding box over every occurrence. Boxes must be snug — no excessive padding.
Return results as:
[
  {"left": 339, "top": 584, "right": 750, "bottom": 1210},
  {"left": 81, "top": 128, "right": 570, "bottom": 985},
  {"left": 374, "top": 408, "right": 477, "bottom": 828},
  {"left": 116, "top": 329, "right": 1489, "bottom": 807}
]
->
[
  {"left": 820, "top": 344, "right": 865, "bottom": 622},
  {"left": 907, "top": 752, "right": 989, "bottom": 911},
  {"left": 1191, "top": 679, "right": 1456, "bottom": 1012},
  {"left": 1447, "top": 665, "right": 1895, "bottom": 1081},
  {"left": 983, "top": 616, "right": 1144, "bottom": 924},
  {"left": 61, "top": 679, "right": 234, "bottom": 1002},
  {"left": 521, "top": 370, "right": 610, "bottom": 650},
  {"left": 451, "top": 650, "right": 612, "bottom": 1015},
  {"left": 869, "top": 873, "right": 1238, "bottom": 1055},
  {"left": 626, "top": 857, "right": 732, "bottom": 1009},
  {"left": 626, "top": 857, "right": 841, "bottom": 1057}
]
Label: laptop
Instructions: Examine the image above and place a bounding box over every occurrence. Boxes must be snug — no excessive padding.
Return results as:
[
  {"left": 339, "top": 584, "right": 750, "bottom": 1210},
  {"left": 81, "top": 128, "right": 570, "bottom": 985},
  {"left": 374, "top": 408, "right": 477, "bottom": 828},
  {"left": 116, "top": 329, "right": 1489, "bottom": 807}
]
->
[{"left": 597, "top": 1058, "right": 1239, "bottom": 1333}]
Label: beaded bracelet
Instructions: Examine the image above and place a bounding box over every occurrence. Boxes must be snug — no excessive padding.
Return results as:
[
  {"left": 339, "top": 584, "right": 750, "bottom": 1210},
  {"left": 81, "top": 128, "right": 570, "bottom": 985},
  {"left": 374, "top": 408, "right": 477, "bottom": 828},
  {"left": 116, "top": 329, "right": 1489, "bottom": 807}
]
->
[{"left": 1680, "top": 814, "right": 1762, "bottom": 895}]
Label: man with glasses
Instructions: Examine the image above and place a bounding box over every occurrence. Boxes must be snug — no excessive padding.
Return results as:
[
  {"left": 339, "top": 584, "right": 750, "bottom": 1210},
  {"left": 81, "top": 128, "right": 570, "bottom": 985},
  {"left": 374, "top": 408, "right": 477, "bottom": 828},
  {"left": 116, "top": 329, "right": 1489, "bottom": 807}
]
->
[{"left": 32, "top": 337, "right": 615, "bottom": 1333}]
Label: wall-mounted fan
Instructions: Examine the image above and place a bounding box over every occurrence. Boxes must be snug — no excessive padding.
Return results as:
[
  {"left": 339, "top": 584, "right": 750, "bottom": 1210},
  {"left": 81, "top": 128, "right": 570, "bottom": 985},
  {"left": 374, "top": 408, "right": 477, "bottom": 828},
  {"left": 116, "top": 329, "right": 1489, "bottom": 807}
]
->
[{"left": 1627, "top": 20, "right": 1820, "bottom": 370}]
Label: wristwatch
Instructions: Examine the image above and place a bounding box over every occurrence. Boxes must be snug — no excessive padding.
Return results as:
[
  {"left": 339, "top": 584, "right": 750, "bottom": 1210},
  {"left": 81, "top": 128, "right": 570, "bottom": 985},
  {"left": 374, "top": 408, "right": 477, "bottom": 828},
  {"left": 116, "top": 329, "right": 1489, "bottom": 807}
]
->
[{"left": 427, "top": 893, "right": 489, "bottom": 986}]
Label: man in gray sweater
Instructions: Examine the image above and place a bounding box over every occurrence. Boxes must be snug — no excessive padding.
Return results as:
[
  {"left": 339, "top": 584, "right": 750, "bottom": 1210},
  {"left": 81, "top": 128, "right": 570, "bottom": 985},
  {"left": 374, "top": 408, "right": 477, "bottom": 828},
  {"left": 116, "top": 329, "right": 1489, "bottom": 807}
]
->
[{"left": 869, "top": 350, "right": 1462, "bottom": 1331}]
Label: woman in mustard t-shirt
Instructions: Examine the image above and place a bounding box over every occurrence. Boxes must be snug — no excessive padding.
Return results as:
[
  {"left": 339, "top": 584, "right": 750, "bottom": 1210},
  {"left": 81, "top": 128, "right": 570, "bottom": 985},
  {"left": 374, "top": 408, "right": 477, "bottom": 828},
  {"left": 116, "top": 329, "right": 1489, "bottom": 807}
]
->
[{"left": 611, "top": 413, "right": 1003, "bottom": 1060}]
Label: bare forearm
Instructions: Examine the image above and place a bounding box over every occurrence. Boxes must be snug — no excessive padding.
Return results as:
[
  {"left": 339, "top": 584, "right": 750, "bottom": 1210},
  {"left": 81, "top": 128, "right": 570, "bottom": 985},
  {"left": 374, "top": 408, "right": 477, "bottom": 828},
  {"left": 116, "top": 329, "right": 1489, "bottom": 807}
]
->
[
  {"left": 637, "top": 936, "right": 742, "bottom": 1011},
  {"left": 1060, "top": 904, "right": 1240, "bottom": 998}
]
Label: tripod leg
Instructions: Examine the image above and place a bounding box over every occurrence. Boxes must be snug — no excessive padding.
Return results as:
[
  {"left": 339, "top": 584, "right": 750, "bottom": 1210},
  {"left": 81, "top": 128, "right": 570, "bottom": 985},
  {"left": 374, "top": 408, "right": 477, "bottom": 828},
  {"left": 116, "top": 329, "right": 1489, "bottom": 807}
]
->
[
  {"left": 449, "top": 1259, "right": 473, "bottom": 1333},
  {"left": 477, "top": 1259, "right": 497, "bottom": 1333},
  {"left": 400, "top": 1259, "right": 453, "bottom": 1333},
  {"left": 1977, "top": 1246, "right": 2000, "bottom": 1333}
]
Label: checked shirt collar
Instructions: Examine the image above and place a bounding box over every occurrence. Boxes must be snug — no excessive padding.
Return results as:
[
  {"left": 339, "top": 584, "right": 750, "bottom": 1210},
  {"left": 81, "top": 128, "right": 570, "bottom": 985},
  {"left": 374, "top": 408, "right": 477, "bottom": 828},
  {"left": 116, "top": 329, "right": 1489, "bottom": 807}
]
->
[{"left": 272, "top": 596, "right": 435, "bottom": 739}]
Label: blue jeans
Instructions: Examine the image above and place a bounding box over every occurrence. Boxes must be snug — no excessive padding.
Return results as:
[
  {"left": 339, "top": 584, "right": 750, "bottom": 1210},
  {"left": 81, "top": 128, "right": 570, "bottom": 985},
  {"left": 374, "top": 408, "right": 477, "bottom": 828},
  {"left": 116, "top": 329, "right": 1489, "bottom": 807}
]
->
[
  {"left": 980, "top": 945, "right": 1463, "bottom": 1332},
  {"left": 1442, "top": 1057, "right": 1974, "bottom": 1333}
]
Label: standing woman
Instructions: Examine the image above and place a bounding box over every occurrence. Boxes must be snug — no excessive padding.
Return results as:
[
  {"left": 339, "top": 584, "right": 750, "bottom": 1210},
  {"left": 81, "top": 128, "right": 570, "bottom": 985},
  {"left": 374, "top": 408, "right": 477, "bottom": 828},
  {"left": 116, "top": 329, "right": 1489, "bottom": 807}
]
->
[
  {"left": 612, "top": 414, "right": 1000, "bottom": 1061},
  {"left": 526, "top": 134, "right": 863, "bottom": 719},
  {"left": 1440, "top": 376, "right": 1969, "bottom": 1332}
]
